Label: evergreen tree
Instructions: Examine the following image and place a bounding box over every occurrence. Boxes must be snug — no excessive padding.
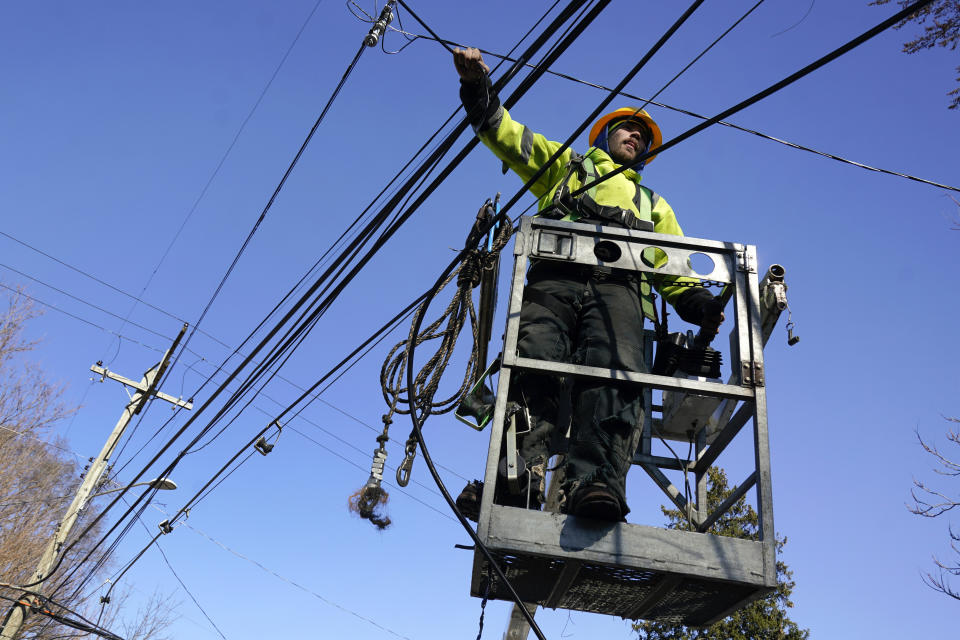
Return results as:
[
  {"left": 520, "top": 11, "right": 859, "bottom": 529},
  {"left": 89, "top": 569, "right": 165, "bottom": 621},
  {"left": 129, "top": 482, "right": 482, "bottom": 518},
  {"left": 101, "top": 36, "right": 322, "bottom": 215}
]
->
[{"left": 634, "top": 468, "right": 809, "bottom": 640}]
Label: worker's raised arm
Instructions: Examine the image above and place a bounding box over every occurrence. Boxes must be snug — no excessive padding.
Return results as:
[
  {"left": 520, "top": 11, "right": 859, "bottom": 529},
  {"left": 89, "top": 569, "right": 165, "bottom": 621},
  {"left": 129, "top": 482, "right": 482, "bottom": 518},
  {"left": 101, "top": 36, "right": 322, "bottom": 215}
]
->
[{"left": 453, "top": 47, "right": 570, "bottom": 200}]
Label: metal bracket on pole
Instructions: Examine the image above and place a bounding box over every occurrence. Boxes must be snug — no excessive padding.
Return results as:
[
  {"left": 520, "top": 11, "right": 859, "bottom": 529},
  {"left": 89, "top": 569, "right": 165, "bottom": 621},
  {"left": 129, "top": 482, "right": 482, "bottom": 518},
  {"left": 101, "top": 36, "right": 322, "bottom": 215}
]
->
[
  {"left": 740, "top": 361, "right": 765, "bottom": 387},
  {"left": 89, "top": 365, "right": 193, "bottom": 411}
]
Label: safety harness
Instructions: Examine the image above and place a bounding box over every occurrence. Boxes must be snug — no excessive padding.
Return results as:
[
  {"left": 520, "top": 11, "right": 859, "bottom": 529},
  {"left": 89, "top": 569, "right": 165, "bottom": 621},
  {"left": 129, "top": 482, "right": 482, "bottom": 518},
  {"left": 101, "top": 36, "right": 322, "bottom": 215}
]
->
[
  {"left": 539, "top": 150, "right": 660, "bottom": 321},
  {"left": 548, "top": 150, "right": 659, "bottom": 231}
]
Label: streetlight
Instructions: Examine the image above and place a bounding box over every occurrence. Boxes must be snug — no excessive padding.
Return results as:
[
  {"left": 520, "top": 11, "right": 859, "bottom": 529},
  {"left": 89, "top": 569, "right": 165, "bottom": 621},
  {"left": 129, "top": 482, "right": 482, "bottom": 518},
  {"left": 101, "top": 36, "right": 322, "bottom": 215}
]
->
[{"left": 93, "top": 477, "right": 178, "bottom": 497}]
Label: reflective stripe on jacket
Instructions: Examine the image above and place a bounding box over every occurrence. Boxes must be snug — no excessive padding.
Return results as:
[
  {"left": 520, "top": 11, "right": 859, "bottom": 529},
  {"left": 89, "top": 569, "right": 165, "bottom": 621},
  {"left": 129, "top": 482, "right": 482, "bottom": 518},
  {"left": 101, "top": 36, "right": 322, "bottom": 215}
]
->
[{"left": 476, "top": 104, "right": 696, "bottom": 312}]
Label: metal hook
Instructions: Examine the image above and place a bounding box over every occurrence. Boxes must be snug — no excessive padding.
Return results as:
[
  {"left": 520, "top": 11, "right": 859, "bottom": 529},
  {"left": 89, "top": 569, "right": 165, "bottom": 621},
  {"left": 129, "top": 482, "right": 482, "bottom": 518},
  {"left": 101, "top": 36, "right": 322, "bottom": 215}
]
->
[
  {"left": 396, "top": 448, "right": 416, "bottom": 487},
  {"left": 785, "top": 305, "right": 800, "bottom": 346}
]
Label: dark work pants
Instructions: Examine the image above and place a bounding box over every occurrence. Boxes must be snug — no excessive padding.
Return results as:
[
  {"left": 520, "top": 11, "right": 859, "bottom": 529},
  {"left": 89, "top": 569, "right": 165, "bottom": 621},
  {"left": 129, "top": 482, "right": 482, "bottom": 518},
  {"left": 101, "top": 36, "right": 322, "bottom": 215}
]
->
[{"left": 512, "top": 262, "right": 646, "bottom": 515}]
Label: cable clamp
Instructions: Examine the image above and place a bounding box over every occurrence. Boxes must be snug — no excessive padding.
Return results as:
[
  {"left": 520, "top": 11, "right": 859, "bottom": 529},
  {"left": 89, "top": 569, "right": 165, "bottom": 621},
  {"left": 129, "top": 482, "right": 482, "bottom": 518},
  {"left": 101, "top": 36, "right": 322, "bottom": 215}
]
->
[
  {"left": 158, "top": 519, "right": 174, "bottom": 535},
  {"left": 363, "top": 1, "right": 395, "bottom": 47}
]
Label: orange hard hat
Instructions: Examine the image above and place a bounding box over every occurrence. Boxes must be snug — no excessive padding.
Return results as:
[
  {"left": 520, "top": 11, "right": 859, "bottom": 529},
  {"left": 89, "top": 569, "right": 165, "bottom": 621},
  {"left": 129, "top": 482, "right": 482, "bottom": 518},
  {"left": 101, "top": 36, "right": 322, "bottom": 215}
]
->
[{"left": 589, "top": 107, "right": 663, "bottom": 164}]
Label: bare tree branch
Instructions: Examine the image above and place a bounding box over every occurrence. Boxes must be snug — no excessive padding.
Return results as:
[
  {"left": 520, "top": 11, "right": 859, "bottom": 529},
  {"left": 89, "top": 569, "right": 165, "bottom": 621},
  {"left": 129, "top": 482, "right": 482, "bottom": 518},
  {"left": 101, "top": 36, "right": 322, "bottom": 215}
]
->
[
  {"left": 910, "top": 418, "right": 960, "bottom": 601},
  {"left": 0, "top": 285, "right": 178, "bottom": 639}
]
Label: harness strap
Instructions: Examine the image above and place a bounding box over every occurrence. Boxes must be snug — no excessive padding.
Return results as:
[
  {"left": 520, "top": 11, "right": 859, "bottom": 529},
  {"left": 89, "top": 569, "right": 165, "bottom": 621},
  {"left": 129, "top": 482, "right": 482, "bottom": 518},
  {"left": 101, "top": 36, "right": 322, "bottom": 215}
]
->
[
  {"left": 575, "top": 155, "right": 656, "bottom": 230},
  {"left": 544, "top": 152, "right": 662, "bottom": 323}
]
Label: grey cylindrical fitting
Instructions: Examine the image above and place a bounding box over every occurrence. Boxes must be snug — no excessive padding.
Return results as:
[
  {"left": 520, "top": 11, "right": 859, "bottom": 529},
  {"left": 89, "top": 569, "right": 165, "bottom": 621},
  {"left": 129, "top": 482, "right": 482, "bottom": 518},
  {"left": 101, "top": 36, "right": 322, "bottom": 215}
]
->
[{"left": 764, "top": 264, "right": 785, "bottom": 283}]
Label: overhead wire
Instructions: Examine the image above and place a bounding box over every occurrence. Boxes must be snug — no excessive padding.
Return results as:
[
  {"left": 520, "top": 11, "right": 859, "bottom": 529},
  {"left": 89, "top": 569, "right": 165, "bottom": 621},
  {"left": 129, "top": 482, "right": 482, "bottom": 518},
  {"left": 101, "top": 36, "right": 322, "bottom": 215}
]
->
[
  {"left": 0, "top": 262, "right": 176, "bottom": 344},
  {"left": 771, "top": 0, "right": 816, "bottom": 37},
  {"left": 83, "top": 404, "right": 459, "bottom": 624},
  {"left": 116, "top": 496, "right": 418, "bottom": 640},
  {"left": 106, "top": 48, "right": 477, "bottom": 496},
  {"left": 49, "top": 278, "right": 420, "bottom": 580},
  {"left": 0, "top": 230, "right": 186, "bottom": 327},
  {"left": 74, "top": 487, "right": 229, "bottom": 640},
  {"left": 0, "top": 282, "right": 166, "bottom": 355},
  {"left": 183, "top": 517, "right": 415, "bottom": 639},
  {"left": 258, "top": 3, "right": 604, "bottom": 440},
  {"left": 0, "top": 424, "right": 85, "bottom": 462},
  {"left": 0, "top": 587, "right": 125, "bottom": 640},
  {"left": 75, "top": 376, "right": 462, "bottom": 610},
  {"left": 47, "top": 490, "right": 158, "bottom": 612},
  {"left": 40, "top": 273, "right": 426, "bottom": 594},
  {"left": 259, "top": 0, "right": 604, "bottom": 438},
  {"left": 632, "top": 0, "right": 767, "bottom": 113},
  {"left": 0, "top": 229, "right": 278, "bottom": 465},
  {"left": 0, "top": 0, "right": 522, "bottom": 617},
  {"left": 0, "top": 0, "right": 748, "bottom": 604},
  {"left": 15, "top": 0, "right": 868, "bottom": 632},
  {"left": 84, "top": 27, "right": 400, "bottom": 492},
  {"left": 152, "top": 544, "right": 228, "bottom": 640}
]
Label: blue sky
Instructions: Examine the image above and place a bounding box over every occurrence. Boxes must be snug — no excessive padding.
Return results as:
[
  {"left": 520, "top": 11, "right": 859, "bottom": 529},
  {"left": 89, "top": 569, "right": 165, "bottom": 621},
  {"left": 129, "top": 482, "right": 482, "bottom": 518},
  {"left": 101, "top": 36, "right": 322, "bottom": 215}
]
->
[{"left": 2, "top": 1, "right": 959, "bottom": 638}]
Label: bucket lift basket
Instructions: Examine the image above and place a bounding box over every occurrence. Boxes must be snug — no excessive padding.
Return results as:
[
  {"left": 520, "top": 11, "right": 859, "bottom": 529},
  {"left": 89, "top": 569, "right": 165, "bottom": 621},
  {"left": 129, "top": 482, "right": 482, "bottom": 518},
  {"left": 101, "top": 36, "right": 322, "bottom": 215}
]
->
[{"left": 470, "top": 217, "right": 777, "bottom": 626}]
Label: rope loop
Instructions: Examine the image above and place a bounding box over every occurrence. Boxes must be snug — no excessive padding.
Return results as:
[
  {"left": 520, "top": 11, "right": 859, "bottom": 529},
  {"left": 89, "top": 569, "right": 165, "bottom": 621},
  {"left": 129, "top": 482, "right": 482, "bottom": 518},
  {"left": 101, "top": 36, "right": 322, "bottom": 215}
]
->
[{"left": 356, "top": 198, "right": 512, "bottom": 522}]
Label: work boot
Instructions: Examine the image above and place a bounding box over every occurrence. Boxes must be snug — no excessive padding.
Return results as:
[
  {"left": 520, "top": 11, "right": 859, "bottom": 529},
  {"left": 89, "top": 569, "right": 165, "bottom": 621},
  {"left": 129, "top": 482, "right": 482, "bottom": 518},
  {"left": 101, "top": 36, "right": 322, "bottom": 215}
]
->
[
  {"left": 455, "top": 478, "right": 543, "bottom": 523},
  {"left": 566, "top": 482, "right": 622, "bottom": 522},
  {"left": 456, "top": 480, "right": 483, "bottom": 522}
]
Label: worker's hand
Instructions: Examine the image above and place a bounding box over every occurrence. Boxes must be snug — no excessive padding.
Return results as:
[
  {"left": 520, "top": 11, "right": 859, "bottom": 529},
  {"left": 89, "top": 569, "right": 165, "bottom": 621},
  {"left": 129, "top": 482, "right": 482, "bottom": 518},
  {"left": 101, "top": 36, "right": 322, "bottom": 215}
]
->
[
  {"left": 453, "top": 47, "right": 489, "bottom": 82},
  {"left": 699, "top": 296, "right": 726, "bottom": 337}
]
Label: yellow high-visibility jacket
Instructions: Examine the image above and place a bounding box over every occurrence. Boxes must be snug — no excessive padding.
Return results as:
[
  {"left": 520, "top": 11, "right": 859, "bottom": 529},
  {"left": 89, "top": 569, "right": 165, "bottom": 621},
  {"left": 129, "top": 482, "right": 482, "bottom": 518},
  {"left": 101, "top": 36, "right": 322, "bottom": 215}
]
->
[{"left": 476, "top": 104, "right": 697, "bottom": 316}]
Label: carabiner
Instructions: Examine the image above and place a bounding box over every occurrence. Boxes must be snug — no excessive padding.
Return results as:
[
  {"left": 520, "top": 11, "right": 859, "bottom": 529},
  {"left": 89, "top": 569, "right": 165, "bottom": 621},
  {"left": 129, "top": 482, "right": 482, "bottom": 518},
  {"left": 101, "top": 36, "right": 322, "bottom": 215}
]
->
[{"left": 396, "top": 450, "right": 415, "bottom": 487}]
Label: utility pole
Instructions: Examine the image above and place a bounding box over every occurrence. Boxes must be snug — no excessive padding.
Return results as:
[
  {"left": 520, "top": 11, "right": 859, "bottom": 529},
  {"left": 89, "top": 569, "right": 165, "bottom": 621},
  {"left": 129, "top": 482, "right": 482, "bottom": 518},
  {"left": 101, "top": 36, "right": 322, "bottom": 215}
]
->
[
  {"left": 502, "top": 461, "right": 565, "bottom": 640},
  {"left": 0, "top": 324, "right": 192, "bottom": 640}
]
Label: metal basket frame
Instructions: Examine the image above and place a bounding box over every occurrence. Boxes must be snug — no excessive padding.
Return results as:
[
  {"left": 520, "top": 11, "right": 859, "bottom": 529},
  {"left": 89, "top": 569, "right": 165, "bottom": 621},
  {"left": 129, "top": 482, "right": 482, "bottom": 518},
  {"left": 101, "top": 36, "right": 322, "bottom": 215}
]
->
[{"left": 470, "top": 217, "right": 776, "bottom": 625}]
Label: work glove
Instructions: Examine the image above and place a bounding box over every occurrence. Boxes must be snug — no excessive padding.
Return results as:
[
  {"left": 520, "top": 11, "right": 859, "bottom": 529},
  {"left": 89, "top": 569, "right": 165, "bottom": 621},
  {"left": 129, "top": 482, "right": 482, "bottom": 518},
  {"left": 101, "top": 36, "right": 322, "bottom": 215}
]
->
[
  {"left": 675, "top": 288, "right": 725, "bottom": 334},
  {"left": 459, "top": 75, "right": 500, "bottom": 131}
]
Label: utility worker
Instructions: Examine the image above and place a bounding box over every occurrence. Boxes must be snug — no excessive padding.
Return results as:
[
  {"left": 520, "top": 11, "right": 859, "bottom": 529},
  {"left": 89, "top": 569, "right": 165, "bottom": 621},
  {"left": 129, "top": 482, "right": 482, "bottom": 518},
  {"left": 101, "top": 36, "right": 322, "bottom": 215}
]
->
[{"left": 454, "top": 47, "right": 723, "bottom": 522}]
